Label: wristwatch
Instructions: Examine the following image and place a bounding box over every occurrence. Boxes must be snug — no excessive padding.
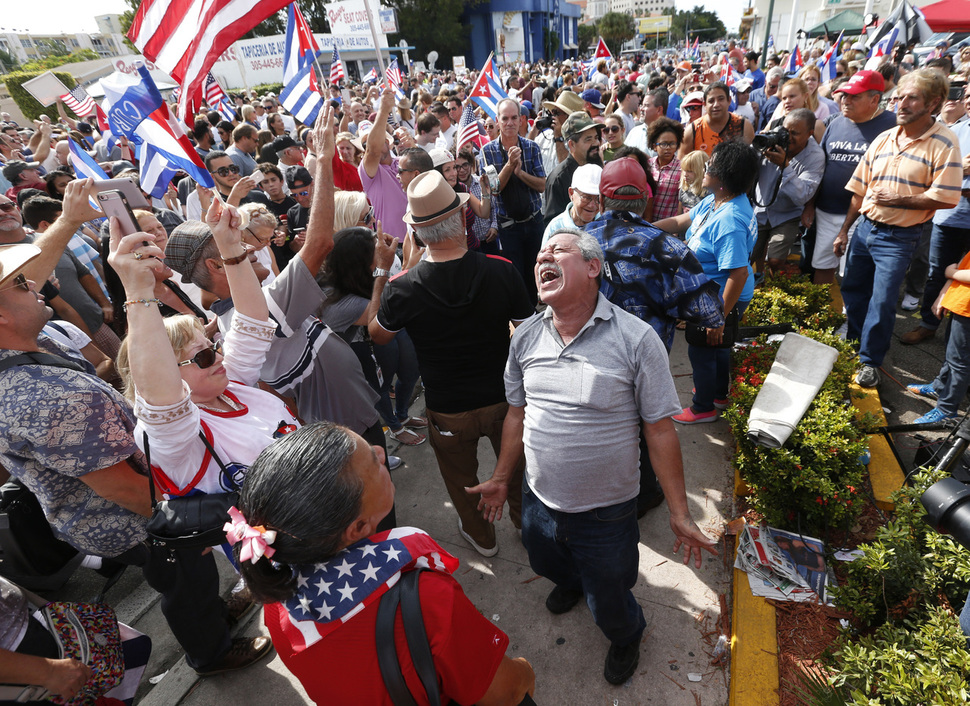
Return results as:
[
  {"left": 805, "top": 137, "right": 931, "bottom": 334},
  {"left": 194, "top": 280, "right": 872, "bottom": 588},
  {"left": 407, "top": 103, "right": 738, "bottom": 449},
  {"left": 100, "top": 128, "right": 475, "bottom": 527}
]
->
[
  {"left": 554, "top": 137, "right": 565, "bottom": 143},
  {"left": 373, "top": 267, "right": 390, "bottom": 278}
]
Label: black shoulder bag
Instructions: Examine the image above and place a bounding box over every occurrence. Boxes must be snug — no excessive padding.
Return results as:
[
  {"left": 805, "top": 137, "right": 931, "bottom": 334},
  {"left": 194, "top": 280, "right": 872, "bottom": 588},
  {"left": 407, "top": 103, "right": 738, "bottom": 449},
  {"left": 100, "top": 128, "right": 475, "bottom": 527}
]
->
[
  {"left": 376, "top": 569, "right": 536, "bottom": 705},
  {"left": 143, "top": 431, "right": 239, "bottom": 550}
]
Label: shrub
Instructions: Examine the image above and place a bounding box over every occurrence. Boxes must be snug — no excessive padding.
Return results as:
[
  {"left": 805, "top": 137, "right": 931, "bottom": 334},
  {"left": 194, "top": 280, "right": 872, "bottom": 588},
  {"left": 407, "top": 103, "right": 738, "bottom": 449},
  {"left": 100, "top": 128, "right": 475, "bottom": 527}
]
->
[
  {"left": 3, "top": 70, "right": 77, "bottom": 123},
  {"left": 249, "top": 82, "right": 284, "bottom": 99},
  {"left": 742, "top": 272, "right": 845, "bottom": 331}
]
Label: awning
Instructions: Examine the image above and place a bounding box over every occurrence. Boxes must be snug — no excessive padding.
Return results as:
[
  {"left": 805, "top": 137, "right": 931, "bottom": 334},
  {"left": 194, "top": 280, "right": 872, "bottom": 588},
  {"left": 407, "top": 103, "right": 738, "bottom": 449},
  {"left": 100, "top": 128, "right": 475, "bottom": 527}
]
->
[
  {"left": 919, "top": 0, "right": 970, "bottom": 32},
  {"left": 804, "top": 9, "right": 866, "bottom": 38}
]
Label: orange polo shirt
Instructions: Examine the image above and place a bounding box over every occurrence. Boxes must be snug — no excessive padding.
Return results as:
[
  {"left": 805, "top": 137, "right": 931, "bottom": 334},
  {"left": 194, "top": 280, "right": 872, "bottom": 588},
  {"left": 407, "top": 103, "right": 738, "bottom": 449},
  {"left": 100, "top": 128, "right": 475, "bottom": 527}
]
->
[
  {"left": 847, "top": 120, "right": 962, "bottom": 227},
  {"left": 942, "top": 250, "right": 970, "bottom": 318}
]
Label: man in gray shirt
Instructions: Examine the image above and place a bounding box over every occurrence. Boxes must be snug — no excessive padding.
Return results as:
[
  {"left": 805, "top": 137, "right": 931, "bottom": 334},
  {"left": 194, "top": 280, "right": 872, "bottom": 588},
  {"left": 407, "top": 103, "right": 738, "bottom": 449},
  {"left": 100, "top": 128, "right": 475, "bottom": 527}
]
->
[
  {"left": 469, "top": 227, "right": 717, "bottom": 686},
  {"left": 751, "top": 108, "right": 825, "bottom": 274}
]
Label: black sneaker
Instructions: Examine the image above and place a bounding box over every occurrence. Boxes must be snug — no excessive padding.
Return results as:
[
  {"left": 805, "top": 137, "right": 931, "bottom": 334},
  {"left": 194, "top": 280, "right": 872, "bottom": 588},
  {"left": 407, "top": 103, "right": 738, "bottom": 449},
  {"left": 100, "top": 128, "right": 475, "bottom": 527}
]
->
[
  {"left": 604, "top": 638, "right": 640, "bottom": 685},
  {"left": 194, "top": 636, "right": 274, "bottom": 676},
  {"left": 545, "top": 585, "right": 584, "bottom": 614}
]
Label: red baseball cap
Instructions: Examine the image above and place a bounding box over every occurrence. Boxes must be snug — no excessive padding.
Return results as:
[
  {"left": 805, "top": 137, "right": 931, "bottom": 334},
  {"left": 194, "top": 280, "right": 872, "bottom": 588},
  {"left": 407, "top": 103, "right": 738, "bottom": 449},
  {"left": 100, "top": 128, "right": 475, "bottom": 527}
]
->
[
  {"left": 834, "top": 70, "right": 885, "bottom": 96},
  {"left": 600, "top": 158, "right": 652, "bottom": 200}
]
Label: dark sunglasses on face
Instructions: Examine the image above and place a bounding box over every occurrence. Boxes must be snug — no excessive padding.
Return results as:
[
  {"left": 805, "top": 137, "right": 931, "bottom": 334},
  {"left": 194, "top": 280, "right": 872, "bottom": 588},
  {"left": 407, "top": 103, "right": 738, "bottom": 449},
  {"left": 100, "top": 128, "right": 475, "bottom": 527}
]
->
[
  {"left": 213, "top": 165, "right": 240, "bottom": 177},
  {"left": 361, "top": 207, "right": 375, "bottom": 224},
  {"left": 0, "top": 202, "right": 18, "bottom": 212},
  {"left": 177, "top": 341, "right": 223, "bottom": 369},
  {"left": 293, "top": 188, "right": 311, "bottom": 197},
  {"left": 0, "top": 273, "right": 29, "bottom": 293},
  {"left": 603, "top": 125, "right": 622, "bottom": 134}
]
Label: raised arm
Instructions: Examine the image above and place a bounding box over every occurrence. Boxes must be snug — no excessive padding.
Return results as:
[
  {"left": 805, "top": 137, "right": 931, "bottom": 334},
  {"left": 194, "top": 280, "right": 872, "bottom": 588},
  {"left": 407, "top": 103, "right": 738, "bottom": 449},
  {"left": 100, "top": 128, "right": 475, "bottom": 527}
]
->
[
  {"left": 24, "top": 179, "right": 102, "bottom": 285},
  {"left": 300, "top": 103, "right": 337, "bottom": 275},
  {"left": 361, "top": 89, "right": 395, "bottom": 179}
]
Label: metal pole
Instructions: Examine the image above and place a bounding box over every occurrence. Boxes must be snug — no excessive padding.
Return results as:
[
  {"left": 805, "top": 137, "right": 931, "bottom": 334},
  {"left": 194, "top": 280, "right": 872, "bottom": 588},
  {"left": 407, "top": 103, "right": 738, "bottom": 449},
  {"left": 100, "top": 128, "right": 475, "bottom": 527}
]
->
[
  {"left": 786, "top": 0, "right": 799, "bottom": 52},
  {"left": 762, "top": 0, "right": 775, "bottom": 58},
  {"left": 363, "top": 0, "right": 389, "bottom": 88}
]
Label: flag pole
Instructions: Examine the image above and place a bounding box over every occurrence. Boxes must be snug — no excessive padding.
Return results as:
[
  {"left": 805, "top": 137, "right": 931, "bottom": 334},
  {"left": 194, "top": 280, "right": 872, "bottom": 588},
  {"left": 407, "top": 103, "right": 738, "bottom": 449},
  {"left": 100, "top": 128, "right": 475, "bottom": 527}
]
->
[{"left": 363, "top": 0, "right": 389, "bottom": 89}]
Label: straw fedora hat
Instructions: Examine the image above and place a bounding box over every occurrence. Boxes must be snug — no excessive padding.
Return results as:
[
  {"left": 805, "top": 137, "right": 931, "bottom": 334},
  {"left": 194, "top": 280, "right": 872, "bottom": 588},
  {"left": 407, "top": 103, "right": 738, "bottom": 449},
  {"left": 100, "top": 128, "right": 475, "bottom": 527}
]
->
[
  {"left": 541, "top": 90, "right": 585, "bottom": 115},
  {"left": 403, "top": 171, "right": 470, "bottom": 226}
]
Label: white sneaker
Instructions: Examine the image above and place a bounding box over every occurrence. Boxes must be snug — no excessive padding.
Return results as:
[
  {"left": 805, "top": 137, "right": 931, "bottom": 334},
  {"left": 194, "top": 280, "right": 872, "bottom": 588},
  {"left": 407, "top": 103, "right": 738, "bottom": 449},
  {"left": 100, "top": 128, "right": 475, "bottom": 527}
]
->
[
  {"left": 901, "top": 294, "right": 920, "bottom": 311},
  {"left": 457, "top": 518, "right": 498, "bottom": 557}
]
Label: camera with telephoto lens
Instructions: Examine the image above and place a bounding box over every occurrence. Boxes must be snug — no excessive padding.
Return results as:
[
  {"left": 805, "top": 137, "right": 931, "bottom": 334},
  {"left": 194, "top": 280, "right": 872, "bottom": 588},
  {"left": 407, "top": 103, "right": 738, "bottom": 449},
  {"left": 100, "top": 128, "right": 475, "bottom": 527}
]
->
[
  {"left": 920, "top": 417, "right": 970, "bottom": 549},
  {"left": 534, "top": 111, "right": 555, "bottom": 132},
  {"left": 752, "top": 125, "right": 790, "bottom": 154}
]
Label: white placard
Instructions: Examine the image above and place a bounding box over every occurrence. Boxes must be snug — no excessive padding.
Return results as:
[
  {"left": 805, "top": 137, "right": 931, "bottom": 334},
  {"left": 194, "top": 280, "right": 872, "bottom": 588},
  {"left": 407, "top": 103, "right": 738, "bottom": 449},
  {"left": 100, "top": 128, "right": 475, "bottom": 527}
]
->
[
  {"left": 21, "top": 71, "right": 71, "bottom": 107},
  {"left": 453, "top": 56, "right": 466, "bottom": 73},
  {"left": 325, "top": 0, "right": 393, "bottom": 37}
]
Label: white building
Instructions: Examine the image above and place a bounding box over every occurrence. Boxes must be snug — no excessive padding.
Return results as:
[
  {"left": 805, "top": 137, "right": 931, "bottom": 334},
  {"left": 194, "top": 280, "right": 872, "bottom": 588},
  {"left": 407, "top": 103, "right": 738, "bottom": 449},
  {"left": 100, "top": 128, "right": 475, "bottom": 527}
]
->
[
  {"left": 611, "top": 0, "right": 674, "bottom": 16},
  {"left": 0, "top": 16, "right": 131, "bottom": 67},
  {"left": 586, "top": 0, "right": 610, "bottom": 22}
]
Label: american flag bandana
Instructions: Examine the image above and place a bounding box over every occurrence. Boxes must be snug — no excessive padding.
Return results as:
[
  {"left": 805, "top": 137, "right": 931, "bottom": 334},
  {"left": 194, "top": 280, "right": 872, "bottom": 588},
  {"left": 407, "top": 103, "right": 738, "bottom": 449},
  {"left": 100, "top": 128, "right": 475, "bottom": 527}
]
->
[{"left": 279, "top": 527, "right": 459, "bottom": 653}]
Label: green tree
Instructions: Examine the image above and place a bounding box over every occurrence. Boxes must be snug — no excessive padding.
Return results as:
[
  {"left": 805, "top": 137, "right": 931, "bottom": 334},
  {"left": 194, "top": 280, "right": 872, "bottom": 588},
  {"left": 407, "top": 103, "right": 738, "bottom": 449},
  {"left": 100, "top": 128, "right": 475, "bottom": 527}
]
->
[
  {"left": 246, "top": 0, "right": 332, "bottom": 38},
  {"left": 387, "top": 0, "right": 471, "bottom": 71},
  {"left": 597, "top": 12, "right": 634, "bottom": 56},
  {"left": 668, "top": 6, "right": 726, "bottom": 43},
  {"left": 578, "top": 23, "right": 598, "bottom": 55},
  {"left": 0, "top": 48, "right": 20, "bottom": 74},
  {"left": 20, "top": 49, "right": 99, "bottom": 73},
  {"left": 33, "top": 39, "right": 70, "bottom": 58}
]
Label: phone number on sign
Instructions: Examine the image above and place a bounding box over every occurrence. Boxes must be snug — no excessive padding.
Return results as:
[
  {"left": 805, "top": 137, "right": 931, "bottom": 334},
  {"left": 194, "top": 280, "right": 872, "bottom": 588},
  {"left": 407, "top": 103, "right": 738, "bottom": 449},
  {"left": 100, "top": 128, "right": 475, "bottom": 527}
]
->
[{"left": 250, "top": 58, "right": 284, "bottom": 70}]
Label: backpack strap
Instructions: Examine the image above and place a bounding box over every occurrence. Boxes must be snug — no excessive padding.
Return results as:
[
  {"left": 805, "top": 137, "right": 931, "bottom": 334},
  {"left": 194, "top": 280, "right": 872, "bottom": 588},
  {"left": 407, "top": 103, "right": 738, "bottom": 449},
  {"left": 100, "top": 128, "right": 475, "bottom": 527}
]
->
[
  {"left": 399, "top": 569, "right": 441, "bottom": 706},
  {"left": 376, "top": 576, "right": 418, "bottom": 706},
  {"left": 0, "top": 352, "right": 86, "bottom": 375}
]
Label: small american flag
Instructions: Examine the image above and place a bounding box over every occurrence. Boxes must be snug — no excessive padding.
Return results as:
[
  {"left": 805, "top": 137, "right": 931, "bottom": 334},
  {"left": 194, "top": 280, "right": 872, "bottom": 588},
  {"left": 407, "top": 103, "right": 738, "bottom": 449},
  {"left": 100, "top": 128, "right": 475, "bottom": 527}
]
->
[
  {"left": 204, "top": 73, "right": 235, "bottom": 121},
  {"left": 276, "top": 527, "right": 458, "bottom": 653},
  {"left": 60, "top": 86, "right": 96, "bottom": 118},
  {"left": 385, "top": 57, "right": 403, "bottom": 88},
  {"left": 329, "top": 46, "right": 345, "bottom": 84},
  {"left": 456, "top": 103, "right": 488, "bottom": 154}
]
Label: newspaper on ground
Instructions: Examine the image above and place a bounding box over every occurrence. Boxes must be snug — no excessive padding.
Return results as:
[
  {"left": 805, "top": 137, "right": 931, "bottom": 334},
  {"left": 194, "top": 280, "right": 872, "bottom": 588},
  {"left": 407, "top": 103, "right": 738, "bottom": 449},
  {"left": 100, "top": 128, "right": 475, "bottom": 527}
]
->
[{"left": 734, "top": 524, "right": 834, "bottom": 604}]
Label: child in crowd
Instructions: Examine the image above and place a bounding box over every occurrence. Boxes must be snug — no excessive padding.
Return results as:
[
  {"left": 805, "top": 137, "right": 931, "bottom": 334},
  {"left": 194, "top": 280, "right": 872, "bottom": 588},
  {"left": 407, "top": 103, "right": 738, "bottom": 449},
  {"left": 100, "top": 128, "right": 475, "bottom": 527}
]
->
[{"left": 678, "top": 150, "right": 709, "bottom": 216}]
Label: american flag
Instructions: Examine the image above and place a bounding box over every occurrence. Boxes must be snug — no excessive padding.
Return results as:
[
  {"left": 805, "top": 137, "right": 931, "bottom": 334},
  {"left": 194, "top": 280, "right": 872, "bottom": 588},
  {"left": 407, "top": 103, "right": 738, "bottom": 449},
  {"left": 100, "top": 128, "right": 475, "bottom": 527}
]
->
[
  {"left": 273, "top": 528, "right": 458, "bottom": 653},
  {"left": 385, "top": 57, "right": 403, "bottom": 88},
  {"left": 204, "top": 73, "right": 235, "bottom": 121},
  {"left": 456, "top": 103, "right": 488, "bottom": 154},
  {"left": 60, "top": 86, "right": 97, "bottom": 118},
  {"left": 329, "top": 46, "right": 345, "bottom": 84},
  {"left": 127, "top": 0, "right": 289, "bottom": 121}
]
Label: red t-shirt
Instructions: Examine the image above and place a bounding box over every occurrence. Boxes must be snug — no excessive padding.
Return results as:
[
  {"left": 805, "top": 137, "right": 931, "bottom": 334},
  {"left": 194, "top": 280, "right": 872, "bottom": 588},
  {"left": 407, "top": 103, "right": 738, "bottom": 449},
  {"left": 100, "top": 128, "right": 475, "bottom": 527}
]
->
[
  {"left": 332, "top": 153, "right": 363, "bottom": 192},
  {"left": 264, "top": 571, "right": 508, "bottom": 705}
]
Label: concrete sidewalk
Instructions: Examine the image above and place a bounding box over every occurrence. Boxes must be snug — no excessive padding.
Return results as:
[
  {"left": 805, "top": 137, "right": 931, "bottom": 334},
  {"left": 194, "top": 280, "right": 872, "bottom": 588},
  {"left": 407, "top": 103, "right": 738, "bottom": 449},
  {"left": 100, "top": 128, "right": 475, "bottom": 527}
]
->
[{"left": 50, "top": 332, "right": 738, "bottom": 706}]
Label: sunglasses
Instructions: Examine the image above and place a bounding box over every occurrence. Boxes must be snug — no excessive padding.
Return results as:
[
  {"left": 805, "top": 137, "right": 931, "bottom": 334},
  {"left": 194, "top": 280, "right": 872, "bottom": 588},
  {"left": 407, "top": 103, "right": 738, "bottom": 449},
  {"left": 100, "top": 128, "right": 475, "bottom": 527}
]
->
[
  {"left": 397, "top": 166, "right": 418, "bottom": 175},
  {"left": 0, "top": 273, "right": 29, "bottom": 293},
  {"left": 360, "top": 207, "right": 375, "bottom": 225},
  {"left": 603, "top": 125, "right": 622, "bottom": 134},
  {"left": 213, "top": 165, "right": 240, "bottom": 177},
  {"left": 293, "top": 188, "right": 311, "bottom": 197},
  {"left": 177, "top": 341, "right": 223, "bottom": 369},
  {"left": 0, "top": 202, "right": 18, "bottom": 212}
]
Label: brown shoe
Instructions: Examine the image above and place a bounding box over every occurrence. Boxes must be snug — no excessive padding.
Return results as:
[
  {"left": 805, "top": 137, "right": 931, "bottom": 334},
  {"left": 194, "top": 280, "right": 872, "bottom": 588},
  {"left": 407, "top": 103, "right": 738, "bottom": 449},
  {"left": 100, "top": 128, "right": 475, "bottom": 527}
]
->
[
  {"left": 225, "top": 586, "right": 256, "bottom": 626},
  {"left": 194, "top": 636, "right": 274, "bottom": 676},
  {"left": 900, "top": 326, "right": 936, "bottom": 345}
]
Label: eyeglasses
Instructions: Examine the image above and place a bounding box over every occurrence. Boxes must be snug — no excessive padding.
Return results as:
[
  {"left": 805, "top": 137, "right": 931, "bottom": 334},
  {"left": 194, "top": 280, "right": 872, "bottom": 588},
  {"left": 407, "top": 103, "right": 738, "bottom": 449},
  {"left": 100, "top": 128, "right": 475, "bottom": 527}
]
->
[
  {"left": 603, "top": 125, "right": 622, "bottom": 134},
  {"left": 293, "top": 188, "right": 311, "bottom": 197},
  {"left": 655, "top": 141, "right": 678, "bottom": 149},
  {"left": 245, "top": 226, "right": 270, "bottom": 244},
  {"left": 573, "top": 191, "right": 598, "bottom": 204},
  {"left": 212, "top": 165, "right": 240, "bottom": 177},
  {"left": 177, "top": 341, "right": 223, "bottom": 369},
  {"left": 0, "top": 273, "right": 29, "bottom": 293},
  {"left": 0, "top": 202, "right": 18, "bottom": 212},
  {"left": 456, "top": 162, "right": 472, "bottom": 171}
]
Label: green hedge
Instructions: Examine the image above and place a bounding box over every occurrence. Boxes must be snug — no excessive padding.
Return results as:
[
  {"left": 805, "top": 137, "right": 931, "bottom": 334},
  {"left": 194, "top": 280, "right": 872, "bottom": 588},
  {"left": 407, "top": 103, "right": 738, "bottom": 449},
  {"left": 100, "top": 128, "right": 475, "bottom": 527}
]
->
[
  {"left": 249, "top": 82, "right": 284, "bottom": 99},
  {"left": 3, "top": 70, "right": 78, "bottom": 123}
]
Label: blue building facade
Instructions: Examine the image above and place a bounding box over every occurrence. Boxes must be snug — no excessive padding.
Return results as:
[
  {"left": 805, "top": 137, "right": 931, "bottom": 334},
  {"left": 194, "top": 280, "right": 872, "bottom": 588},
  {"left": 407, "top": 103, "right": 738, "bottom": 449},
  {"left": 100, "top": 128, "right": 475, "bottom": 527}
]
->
[{"left": 461, "top": 0, "right": 582, "bottom": 70}]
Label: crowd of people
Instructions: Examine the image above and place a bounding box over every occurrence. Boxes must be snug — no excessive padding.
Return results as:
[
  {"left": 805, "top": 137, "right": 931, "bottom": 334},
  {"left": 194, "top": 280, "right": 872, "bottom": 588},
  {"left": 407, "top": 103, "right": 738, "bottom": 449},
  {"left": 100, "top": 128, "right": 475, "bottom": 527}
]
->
[{"left": 1, "top": 32, "right": 970, "bottom": 703}]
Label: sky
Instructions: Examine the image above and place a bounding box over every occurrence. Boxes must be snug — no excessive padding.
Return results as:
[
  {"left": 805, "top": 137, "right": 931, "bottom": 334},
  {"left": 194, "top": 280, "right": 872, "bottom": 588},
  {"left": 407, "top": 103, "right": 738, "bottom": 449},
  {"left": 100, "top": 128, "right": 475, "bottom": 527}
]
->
[
  {"left": 0, "top": 0, "right": 748, "bottom": 42},
  {"left": 0, "top": 0, "right": 132, "bottom": 35}
]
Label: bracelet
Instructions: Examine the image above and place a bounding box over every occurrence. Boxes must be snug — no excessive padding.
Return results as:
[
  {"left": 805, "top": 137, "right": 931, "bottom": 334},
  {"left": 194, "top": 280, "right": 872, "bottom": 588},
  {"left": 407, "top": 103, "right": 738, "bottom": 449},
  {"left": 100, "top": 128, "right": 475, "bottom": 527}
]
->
[
  {"left": 123, "top": 298, "right": 162, "bottom": 312},
  {"left": 221, "top": 251, "right": 249, "bottom": 266}
]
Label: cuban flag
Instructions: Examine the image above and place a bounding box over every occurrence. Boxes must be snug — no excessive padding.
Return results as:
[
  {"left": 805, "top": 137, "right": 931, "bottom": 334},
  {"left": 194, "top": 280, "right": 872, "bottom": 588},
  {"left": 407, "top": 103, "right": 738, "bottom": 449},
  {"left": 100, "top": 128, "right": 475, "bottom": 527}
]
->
[
  {"left": 269, "top": 527, "right": 459, "bottom": 653},
  {"left": 719, "top": 63, "right": 740, "bottom": 87},
  {"left": 870, "top": 27, "right": 898, "bottom": 59},
  {"left": 68, "top": 139, "right": 110, "bottom": 181},
  {"left": 362, "top": 67, "right": 379, "bottom": 83},
  {"left": 767, "top": 35, "right": 775, "bottom": 56},
  {"left": 817, "top": 30, "right": 844, "bottom": 82},
  {"left": 100, "top": 65, "right": 213, "bottom": 198},
  {"left": 690, "top": 36, "right": 700, "bottom": 61},
  {"left": 785, "top": 46, "right": 804, "bottom": 75},
  {"left": 281, "top": 3, "right": 324, "bottom": 127},
  {"left": 469, "top": 53, "right": 509, "bottom": 119}
]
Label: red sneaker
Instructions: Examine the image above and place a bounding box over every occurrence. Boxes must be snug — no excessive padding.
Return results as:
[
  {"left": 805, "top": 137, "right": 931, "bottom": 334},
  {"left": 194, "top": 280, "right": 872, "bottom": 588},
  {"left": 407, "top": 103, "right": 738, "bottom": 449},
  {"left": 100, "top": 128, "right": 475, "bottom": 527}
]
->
[{"left": 673, "top": 407, "right": 719, "bottom": 425}]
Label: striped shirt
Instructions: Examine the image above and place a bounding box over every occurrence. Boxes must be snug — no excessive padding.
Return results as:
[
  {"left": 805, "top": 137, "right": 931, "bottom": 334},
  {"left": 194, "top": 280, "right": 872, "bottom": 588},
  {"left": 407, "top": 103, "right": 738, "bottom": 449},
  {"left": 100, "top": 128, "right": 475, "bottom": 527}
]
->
[{"left": 847, "top": 121, "right": 963, "bottom": 227}]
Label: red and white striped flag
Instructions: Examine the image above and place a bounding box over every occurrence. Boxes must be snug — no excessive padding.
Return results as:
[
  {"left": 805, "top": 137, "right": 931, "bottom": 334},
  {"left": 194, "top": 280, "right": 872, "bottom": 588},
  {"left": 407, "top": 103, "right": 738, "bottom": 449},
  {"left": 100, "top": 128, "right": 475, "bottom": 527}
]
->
[
  {"left": 204, "top": 72, "right": 235, "bottom": 121},
  {"left": 60, "top": 86, "right": 97, "bottom": 118},
  {"left": 128, "top": 0, "right": 290, "bottom": 121},
  {"left": 455, "top": 103, "right": 488, "bottom": 154},
  {"left": 329, "top": 46, "right": 345, "bottom": 84}
]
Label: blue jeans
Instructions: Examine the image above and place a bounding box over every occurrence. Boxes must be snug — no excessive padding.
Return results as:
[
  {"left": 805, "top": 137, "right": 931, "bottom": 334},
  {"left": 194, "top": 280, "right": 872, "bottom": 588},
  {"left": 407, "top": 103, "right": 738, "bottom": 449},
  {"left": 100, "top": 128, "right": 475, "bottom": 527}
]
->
[
  {"left": 919, "top": 224, "right": 970, "bottom": 331},
  {"left": 841, "top": 216, "right": 924, "bottom": 367},
  {"left": 688, "top": 301, "right": 749, "bottom": 414},
  {"left": 521, "top": 485, "right": 646, "bottom": 645},
  {"left": 373, "top": 330, "right": 421, "bottom": 432},
  {"left": 931, "top": 312, "right": 970, "bottom": 416}
]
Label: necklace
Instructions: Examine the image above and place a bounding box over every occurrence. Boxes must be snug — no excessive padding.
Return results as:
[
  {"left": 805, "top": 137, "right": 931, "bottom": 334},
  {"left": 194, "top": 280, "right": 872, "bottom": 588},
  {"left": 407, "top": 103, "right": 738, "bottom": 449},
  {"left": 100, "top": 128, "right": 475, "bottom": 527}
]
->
[{"left": 197, "top": 394, "right": 241, "bottom": 413}]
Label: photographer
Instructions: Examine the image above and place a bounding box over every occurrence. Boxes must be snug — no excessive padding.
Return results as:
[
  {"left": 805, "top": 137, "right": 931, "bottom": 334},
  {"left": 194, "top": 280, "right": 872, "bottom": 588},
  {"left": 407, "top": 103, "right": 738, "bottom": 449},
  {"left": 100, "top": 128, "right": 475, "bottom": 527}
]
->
[
  {"left": 750, "top": 109, "right": 825, "bottom": 274},
  {"left": 532, "top": 92, "right": 584, "bottom": 177}
]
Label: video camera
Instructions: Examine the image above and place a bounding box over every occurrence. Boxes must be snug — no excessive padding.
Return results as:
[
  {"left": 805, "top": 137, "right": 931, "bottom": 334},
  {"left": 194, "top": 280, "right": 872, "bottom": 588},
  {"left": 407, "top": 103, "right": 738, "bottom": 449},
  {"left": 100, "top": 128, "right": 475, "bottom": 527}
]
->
[
  {"left": 752, "top": 125, "right": 790, "bottom": 154},
  {"left": 920, "top": 417, "right": 970, "bottom": 548},
  {"left": 534, "top": 111, "right": 555, "bottom": 133}
]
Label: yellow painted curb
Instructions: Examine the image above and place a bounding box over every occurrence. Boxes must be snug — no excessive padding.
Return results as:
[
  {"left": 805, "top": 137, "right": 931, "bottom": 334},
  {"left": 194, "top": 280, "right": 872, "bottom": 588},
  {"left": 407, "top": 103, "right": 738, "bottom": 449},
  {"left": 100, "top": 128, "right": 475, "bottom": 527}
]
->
[
  {"left": 849, "top": 383, "right": 904, "bottom": 512},
  {"left": 735, "top": 465, "right": 750, "bottom": 497},
  {"left": 729, "top": 534, "right": 780, "bottom": 706}
]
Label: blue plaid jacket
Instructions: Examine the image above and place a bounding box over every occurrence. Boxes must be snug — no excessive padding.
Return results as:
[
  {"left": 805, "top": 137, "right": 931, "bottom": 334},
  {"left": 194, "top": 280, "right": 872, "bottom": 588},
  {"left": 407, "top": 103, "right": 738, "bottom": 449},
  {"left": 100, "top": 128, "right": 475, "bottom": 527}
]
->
[
  {"left": 586, "top": 211, "right": 725, "bottom": 352},
  {"left": 478, "top": 136, "right": 545, "bottom": 221}
]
